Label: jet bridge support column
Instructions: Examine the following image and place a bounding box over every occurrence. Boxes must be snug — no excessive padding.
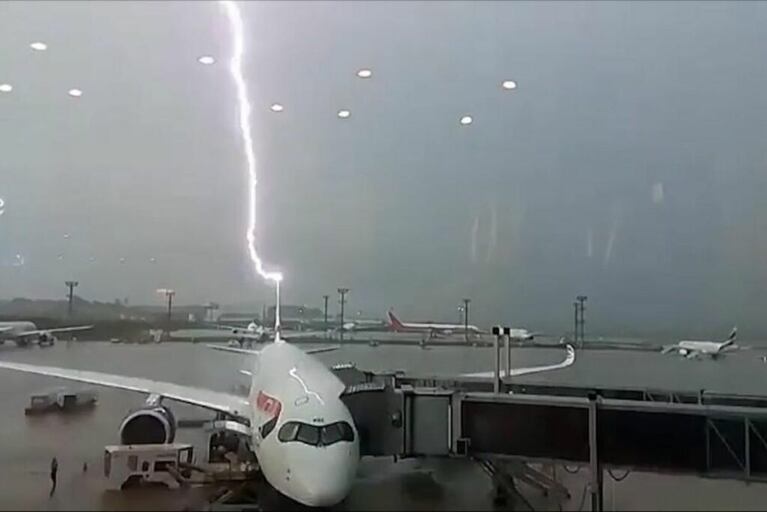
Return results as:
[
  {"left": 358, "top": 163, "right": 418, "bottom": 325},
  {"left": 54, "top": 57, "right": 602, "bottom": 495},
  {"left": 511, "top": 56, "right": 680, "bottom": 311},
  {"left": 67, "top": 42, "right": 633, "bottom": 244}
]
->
[
  {"left": 504, "top": 333, "right": 511, "bottom": 378},
  {"left": 492, "top": 327, "right": 502, "bottom": 394},
  {"left": 588, "top": 391, "right": 603, "bottom": 512}
]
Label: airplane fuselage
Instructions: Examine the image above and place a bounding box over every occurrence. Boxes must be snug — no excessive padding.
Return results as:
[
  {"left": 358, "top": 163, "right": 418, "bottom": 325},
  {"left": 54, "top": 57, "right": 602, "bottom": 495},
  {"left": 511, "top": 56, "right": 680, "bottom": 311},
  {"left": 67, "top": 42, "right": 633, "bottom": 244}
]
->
[
  {"left": 0, "top": 321, "right": 38, "bottom": 337},
  {"left": 678, "top": 340, "right": 724, "bottom": 354},
  {"left": 508, "top": 329, "right": 534, "bottom": 341},
  {"left": 247, "top": 342, "right": 359, "bottom": 507}
]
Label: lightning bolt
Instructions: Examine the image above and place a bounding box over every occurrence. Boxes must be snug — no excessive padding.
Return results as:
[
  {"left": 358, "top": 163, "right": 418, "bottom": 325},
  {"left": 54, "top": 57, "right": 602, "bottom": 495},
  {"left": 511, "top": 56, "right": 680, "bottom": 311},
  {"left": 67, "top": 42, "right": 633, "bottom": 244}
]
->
[{"left": 220, "top": 1, "right": 282, "bottom": 287}]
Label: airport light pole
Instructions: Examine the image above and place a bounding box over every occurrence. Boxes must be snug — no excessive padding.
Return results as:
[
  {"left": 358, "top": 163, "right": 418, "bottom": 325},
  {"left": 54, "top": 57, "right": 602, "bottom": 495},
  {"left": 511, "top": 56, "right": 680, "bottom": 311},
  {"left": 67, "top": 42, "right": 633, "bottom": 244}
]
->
[
  {"left": 573, "top": 301, "right": 579, "bottom": 344},
  {"left": 337, "top": 288, "right": 349, "bottom": 342},
  {"left": 577, "top": 295, "right": 588, "bottom": 346},
  {"left": 323, "top": 295, "right": 329, "bottom": 332},
  {"left": 65, "top": 281, "right": 79, "bottom": 317},
  {"left": 462, "top": 298, "right": 471, "bottom": 342},
  {"left": 157, "top": 289, "right": 175, "bottom": 330}
]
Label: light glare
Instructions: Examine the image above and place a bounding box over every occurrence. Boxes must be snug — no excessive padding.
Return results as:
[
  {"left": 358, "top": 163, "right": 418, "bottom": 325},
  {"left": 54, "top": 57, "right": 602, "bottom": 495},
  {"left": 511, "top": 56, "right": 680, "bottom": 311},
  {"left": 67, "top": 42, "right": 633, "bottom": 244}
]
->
[
  {"left": 198, "top": 55, "right": 215, "bottom": 65},
  {"left": 460, "top": 115, "right": 473, "bottom": 126},
  {"left": 30, "top": 42, "right": 47, "bottom": 51},
  {"left": 68, "top": 88, "right": 83, "bottom": 97},
  {"left": 270, "top": 103, "right": 284, "bottom": 112},
  {"left": 356, "top": 69, "right": 372, "bottom": 79},
  {"left": 0, "top": 84, "right": 12, "bottom": 93},
  {"left": 337, "top": 109, "right": 351, "bottom": 119},
  {"left": 502, "top": 80, "right": 517, "bottom": 90}
]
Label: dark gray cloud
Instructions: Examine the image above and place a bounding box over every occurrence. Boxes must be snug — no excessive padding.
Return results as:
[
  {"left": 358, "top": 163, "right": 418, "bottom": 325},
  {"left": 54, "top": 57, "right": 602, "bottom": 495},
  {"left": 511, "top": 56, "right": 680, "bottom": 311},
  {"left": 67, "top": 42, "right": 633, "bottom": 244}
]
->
[{"left": 2, "top": 1, "right": 767, "bottom": 335}]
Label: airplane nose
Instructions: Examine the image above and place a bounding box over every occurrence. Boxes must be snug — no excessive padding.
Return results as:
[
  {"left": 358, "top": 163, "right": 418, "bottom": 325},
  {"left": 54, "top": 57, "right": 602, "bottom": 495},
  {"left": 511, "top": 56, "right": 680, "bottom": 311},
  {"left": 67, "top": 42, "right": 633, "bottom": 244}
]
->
[
  {"left": 291, "top": 451, "right": 356, "bottom": 508},
  {"left": 301, "top": 477, "right": 351, "bottom": 508}
]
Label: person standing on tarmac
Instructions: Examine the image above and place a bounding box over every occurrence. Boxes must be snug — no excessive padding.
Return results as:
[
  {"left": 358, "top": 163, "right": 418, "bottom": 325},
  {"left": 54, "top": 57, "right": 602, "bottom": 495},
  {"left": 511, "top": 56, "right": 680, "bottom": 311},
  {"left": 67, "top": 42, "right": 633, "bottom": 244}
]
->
[{"left": 49, "top": 457, "right": 58, "bottom": 496}]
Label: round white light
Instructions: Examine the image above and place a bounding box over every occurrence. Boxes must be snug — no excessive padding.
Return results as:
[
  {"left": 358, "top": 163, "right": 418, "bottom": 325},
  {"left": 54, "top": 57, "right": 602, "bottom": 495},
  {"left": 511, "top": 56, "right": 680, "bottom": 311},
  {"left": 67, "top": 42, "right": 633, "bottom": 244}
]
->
[
  {"left": 0, "top": 84, "right": 12, "bottom": 93},
  {"left": 337, "top": 109, "right": 351, "bottom": 119},
  {"left": 197, "top": 55, "right": 215, "bottom": 65},
  {"left": 460, "top": 115, "right": 473, "bottom": 126},
  {"left": 30, "top": 42, "right": 48, "bottom": 51},
  {"left": 270, "top": 103, "right": 284, "bottom": 112},
  {"left": 356, "top": 69, "right": 372, "bottom": 79},
  {"left": 68, "top": 88, "right": 83, "bottom": 97},
  {"left": 501, "top": 80, "right": 517, "bottom": 90}
]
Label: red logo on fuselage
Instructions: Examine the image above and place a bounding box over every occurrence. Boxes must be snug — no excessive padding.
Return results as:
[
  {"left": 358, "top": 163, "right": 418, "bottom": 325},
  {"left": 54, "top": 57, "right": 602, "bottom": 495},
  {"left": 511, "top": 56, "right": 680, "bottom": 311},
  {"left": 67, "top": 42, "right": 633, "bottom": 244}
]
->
[{"left": 253, "top": 390, "right": 282, "bottom": 418}]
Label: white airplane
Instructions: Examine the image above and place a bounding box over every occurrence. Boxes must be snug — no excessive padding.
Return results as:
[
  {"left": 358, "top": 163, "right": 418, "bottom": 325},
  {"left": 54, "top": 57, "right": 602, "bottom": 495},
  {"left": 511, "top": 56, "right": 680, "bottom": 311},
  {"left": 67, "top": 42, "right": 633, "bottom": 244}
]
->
[
  {"left": 213, "top": 320, "right": 271, "bottom": 345},
  {"left": 0, "top": 321, "right": 93, "bottom": 347},
  {"left": 0, "top": 329, "right": 576, "bottom": 506},
  {"left": 387, "top": 309, "right": 484, "bottom": 338},
  {"left": 214, "top": 321, "right": 324, "bottom": 346},
  {"left": 507, "top": 328, "right": 543, "bottom": 341},
  {"left": 661, "top": 327, "right": 738, "bottom": 359}
]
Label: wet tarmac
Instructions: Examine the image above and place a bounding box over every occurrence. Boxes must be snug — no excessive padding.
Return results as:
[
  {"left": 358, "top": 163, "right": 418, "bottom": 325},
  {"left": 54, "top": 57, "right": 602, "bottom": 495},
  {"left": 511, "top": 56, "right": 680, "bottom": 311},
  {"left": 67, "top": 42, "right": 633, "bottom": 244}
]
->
[{"left": 0, "top": 341, "right": 766, "bottom": 510}]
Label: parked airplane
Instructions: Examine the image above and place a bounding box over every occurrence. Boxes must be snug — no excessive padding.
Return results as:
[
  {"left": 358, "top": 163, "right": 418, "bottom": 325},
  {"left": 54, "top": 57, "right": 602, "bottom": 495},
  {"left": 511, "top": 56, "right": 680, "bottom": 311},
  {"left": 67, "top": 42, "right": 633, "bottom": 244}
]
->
[
  {"left": 387, "top": 309, "right": 484, "bottom": 338},
  {"left": 507, "top": 328, "right": 542, "bottom": 341},
  {"left": 0, "top": 321, "right": 93, "bottom": 347},
  {"left": 336, "top": 319, "right": 388, "bottom": 333},
  {"left": 213, "top": 321, "right": 328, "bottom": 347},
  {"left": 661, "top": 327, "right": 738, "bottom": 359},
  {"left": 0, "top": 330, "right": 576, "bottom": 506},
  {"left": 212, "top": 320, "right": 271, "bottom": 345}
]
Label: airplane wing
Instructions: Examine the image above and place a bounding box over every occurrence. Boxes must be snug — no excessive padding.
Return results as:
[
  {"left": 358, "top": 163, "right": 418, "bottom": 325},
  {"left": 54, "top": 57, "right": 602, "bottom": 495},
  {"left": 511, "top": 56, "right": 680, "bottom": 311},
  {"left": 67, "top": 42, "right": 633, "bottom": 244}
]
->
[
  {"left": 16, "top": 325, "right": 94, "bottom": 337},
  {"left": 0, "top": 360, "right": 250, "bottom": 417},
  {"left": 233, "top": 332, "right": 268, "bottom": 340},
  {"left": 0, "top": 326, "right": 13, "bottom": 333},
  {"left": 459, "top": 345, "right": 576, "bottom": 378},
  {"left": 206, "top": 344, "right": 341, "bottom": 356},
  {"left": 216, "top": 324, "right": 244, "bottom": 331},
  {"left": 660, "top": 345, "right": 678, "bottom": 354}
]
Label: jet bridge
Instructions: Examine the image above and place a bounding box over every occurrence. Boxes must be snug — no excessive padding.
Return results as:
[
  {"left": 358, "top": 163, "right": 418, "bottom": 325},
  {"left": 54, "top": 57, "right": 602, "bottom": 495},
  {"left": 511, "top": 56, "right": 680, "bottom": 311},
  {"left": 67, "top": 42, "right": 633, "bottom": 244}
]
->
[{"left": 337, "top": 362, "right": 767, "bottom": 511}]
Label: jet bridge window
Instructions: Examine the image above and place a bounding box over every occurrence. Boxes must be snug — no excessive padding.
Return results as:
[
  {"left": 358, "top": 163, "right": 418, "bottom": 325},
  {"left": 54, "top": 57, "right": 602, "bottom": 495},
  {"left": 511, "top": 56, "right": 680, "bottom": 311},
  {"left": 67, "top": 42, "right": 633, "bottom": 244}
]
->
[{"left": 278, "top": 421, "right": 355, "bottom": 447}]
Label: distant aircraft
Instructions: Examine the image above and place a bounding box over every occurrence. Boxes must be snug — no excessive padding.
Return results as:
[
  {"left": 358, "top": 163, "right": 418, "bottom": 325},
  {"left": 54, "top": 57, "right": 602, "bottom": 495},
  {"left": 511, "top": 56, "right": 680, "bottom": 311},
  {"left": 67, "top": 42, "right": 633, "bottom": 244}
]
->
[
  {"left": 0, "top": 321, "right": 93, "bottom": 347},
  {"left": 213, "top": 321, "right": 325, "bottom": 346},
  {"left": 507, "top": 328, "right": 543, "bottom": 341},
  {"left": 214, "top": 320, "right": 271, "bottom": 345},
  {"left": 336, "top": 319, "right": 388, "bottom": 333},
  {"left": 387, "top": 309, "right": 484, "bottom": 338},
  {"left": 661, "top": 327, "right": 738, "bottom": 359}
]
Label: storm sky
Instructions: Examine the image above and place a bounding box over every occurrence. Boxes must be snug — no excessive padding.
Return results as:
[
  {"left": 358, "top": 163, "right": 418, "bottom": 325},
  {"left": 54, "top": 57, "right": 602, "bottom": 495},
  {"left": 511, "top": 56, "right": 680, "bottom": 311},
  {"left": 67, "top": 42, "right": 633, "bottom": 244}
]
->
[{"left": 2, "top": 1, "right": 767, "bottom": 335}]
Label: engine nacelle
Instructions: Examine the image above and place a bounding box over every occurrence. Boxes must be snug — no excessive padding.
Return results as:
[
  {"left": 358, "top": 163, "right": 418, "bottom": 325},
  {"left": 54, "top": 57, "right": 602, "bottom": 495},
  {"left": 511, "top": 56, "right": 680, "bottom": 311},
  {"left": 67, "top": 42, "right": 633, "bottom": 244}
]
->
[{"left": 119, "top": 405, "right": 176, "bottom": 445}]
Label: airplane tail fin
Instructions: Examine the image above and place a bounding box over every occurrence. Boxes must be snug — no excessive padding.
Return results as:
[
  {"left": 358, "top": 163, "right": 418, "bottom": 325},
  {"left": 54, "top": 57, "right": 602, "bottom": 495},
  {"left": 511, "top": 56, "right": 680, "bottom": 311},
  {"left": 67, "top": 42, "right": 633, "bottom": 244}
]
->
[
  {"left": 387, "top": 310, "right": 405, "bottom": 331},
  {"left": 722, "top": 326, "right": 737, "bottom": 347}
]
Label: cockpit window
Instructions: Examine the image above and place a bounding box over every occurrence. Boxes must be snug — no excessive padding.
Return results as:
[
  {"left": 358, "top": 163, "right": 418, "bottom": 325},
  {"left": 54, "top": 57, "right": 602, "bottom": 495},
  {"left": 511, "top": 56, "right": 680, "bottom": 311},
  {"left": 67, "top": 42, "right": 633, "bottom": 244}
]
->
[
  {"left": 278, "top": 421, "right": 300, "bottom": 442},
  {"left": 278, "top": 421, "right": 355, "bottom": 447},
  {"left": 260, "top": 415, "right": 278, "bottom": 438},
  {"left": 321, "top": 421, "right": 355, "bottom": 445},
  {"left": 297, "top": 423, "right": 320, "bottom": 445}
]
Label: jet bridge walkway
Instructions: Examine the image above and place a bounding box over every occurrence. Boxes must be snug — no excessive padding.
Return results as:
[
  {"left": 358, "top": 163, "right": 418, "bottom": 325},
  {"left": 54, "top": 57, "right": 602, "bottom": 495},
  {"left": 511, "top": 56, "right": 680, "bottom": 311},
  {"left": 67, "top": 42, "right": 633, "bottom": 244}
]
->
[{"left": 336, "top": 364, "right": 767, "bottom": 510}]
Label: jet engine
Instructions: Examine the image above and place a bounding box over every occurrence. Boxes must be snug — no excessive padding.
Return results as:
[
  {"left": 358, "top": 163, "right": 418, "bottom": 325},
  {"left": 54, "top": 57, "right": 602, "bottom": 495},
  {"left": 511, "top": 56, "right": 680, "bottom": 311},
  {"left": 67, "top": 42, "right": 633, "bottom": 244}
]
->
[{"left": 119, "top": 404, "right": 177, "bottom": 445}]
